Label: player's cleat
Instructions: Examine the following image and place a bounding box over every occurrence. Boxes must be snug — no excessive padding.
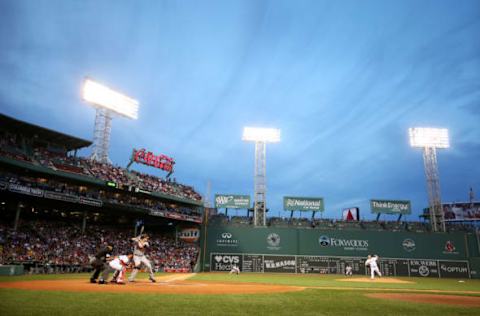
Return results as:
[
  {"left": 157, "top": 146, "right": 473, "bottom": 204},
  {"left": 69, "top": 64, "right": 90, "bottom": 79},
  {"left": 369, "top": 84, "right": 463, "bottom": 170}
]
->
[
  {"left": 110, "top": 279, "right": 117, "bottom": 284},
  {"left": 98, "top": 279, "right": 106, "bottom": 284},
  {"left": 90, "top": 278, "right": 97, "bottom": 284},
  {"left": 149, "top": 278, "right": 156, "bottom": 283}
]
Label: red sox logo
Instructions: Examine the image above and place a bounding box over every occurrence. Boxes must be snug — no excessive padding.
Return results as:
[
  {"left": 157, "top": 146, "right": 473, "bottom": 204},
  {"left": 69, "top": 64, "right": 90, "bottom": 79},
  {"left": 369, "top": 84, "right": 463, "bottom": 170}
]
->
[{"left": 444, "top": 241, "right": 455, "bottom": 253}]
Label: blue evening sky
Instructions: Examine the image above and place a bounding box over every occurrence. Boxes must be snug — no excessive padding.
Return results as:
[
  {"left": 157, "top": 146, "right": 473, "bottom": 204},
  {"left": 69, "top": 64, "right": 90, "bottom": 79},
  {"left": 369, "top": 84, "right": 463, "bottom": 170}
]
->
[{"left": 1, "top": 0, "right": 479, "bottom": 220}]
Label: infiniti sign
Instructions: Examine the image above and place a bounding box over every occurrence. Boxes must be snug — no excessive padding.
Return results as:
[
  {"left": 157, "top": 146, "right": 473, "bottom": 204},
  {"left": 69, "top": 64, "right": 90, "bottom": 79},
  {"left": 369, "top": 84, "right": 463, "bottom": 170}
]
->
[
  {"left": 221, "top": 233, "right": 232, "bottom": 239},
  {"left": 216, "top": 232, "right": 239, "bottom": 247}
]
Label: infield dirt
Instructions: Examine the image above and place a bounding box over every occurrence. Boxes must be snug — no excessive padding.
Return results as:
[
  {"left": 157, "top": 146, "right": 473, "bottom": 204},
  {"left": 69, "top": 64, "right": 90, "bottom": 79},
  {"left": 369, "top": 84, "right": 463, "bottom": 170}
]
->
[{"left": 0, "top": 277, "right": 305, "bottom": 295}]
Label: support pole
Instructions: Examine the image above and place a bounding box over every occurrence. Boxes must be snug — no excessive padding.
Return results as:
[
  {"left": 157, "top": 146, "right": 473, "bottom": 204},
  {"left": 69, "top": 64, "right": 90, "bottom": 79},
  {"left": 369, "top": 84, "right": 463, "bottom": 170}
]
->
[
  {"left": 175, "top": 225, "right": 178, "bottom": 247},
  {"left": 13, "top": 202, "right": 22, "bottom": 232},
  {"left": 422, "top": 147, "right": 445, "bottom": 232},
  {"left": 91, "top": 108, "right": 113, "bottom": 163},
  {"left": 253, "top": 141, "right": 267, "bottom": 226},
  {"left": 81, "top": 210, "right": 87, "bottom": 234}
]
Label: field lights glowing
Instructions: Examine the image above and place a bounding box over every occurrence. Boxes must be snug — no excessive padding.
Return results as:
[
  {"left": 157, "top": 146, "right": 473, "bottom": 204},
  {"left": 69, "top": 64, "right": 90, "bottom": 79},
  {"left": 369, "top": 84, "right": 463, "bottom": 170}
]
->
[
  {"left": 409, "top": 127, "right": 449, "bottom": 148},
  {"left": 82, "top": 78, "right": 139, "bottom": 120},
  {"left": 242, "top": 127, "right": 281, "bottom": 143}
]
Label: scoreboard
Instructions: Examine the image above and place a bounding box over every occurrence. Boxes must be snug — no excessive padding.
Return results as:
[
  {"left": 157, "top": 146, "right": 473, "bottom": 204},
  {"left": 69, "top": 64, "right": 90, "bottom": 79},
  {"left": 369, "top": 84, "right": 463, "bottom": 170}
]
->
[{"left": 210, "top": 253, "right": 470, "bottom": 278}]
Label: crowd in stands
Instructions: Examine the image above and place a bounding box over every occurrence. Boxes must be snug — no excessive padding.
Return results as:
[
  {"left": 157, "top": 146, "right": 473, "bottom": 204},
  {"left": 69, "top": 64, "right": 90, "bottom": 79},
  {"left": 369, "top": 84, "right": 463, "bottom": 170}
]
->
[
  {"left": 0, "top": 220, "right": 199, "bottom": 273},
  {"left": 209, "top": 214, "right": 477, "bottom": 233},
  {"left": 0, "top": 172, "right": 202, "bottom": 218},
  {"left": 0, "top": 132, "right": 202, "bottom": 202}
]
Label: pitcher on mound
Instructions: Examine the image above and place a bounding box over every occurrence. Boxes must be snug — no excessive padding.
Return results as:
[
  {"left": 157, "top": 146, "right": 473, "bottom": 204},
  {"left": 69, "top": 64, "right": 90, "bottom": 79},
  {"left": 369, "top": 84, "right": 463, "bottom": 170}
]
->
[{"left": 129, "top": 233, "right": 156, "bottom": 283}]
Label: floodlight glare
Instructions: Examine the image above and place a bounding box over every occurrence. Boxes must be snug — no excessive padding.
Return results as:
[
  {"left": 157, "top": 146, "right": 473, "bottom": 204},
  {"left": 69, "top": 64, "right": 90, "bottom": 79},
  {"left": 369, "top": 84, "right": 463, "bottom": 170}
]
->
[
  {"left": 82, "top": 78, "right": 139, "bottom": 120},
  {"left": 242, "top": 127, "right": 281, "bottom": 143},
  {"left": 409, "top": 127, "right": 449, "bottom": 148}
]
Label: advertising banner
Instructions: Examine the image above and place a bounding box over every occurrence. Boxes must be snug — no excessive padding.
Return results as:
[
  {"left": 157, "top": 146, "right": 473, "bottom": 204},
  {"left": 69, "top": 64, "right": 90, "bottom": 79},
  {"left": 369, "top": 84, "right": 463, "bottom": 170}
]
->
[
  {"left": 370, "top": 199, "right": 411, "bottom": 214},
  {"left": 210, "top": 254, "right": 242, "bottom": 272},
  {"left": 214, "top": 194, "right": 251, "bottom": 209},
  {"left": 79, "top": 197, "right": 103, "bottom": 207},
  {"left": 283, "top": 196, "right": 324, "bottom": 211},
  {"left": 263, "top": 255, "right": 296, "bottom": 273},
  {"left": 409, "top": 259, "right": 439, "bottom": 277},
  {"left": 442, "top": 202, "right": 480, "bottom": 221},
  {"left": 438, "top": 261, "right": 470, "bottom": 278},
  {"left": 178, "top": 228, "right": 200, "bottom": 243},
  {"left": 8, "top": 184, "right": 44, "bottom": 197},
  {"left": 44, "top": 191, "right": 79, "bottom": 203}
]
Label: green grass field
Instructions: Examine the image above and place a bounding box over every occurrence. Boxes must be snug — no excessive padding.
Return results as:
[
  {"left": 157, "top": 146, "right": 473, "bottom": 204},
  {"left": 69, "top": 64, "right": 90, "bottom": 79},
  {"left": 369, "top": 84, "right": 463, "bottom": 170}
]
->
[{"left": 0, "top": 273, "right": 479, "bottom": 316}]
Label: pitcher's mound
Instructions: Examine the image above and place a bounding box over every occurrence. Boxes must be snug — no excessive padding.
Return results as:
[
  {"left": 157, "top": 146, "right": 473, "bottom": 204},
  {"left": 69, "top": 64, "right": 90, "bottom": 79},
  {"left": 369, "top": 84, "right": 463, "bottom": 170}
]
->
[{"left": 336, "top": 277, "right": 414, "bottom": 284}]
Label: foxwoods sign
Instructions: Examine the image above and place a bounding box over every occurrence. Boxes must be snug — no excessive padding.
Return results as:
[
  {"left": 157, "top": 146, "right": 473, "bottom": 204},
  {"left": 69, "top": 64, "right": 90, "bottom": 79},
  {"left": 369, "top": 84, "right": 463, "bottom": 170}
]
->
[
  {"left": 283, "top": 196, "right": 324, "bottom": 211},
  {"left": 215, "top": 194, "right": 251, "bottom": 209},
  {"left": 319, "top": 235, "right": 369, "bottom": 251},
  {"left": 370, "top": 199, "right": 411, "bottom": 215}
]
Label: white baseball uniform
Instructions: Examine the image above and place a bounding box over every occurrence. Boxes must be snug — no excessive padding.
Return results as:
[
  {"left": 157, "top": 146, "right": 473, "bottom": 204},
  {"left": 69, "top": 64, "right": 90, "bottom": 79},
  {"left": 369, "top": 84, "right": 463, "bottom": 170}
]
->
[
  {"left": 128, "top": 237, "right": 155, "bottom": 282},
  {"left": 345, "top": 266, "right": 353, "bottom": 276},
  {"left": 101, "top": 255, "right": 130, "bottom": 284},
  {"left": 229, "top": 265, "right": 240, "bottom": 275},
  {"left": 365, "top": 256, "right": 382, "bottom": 279}
]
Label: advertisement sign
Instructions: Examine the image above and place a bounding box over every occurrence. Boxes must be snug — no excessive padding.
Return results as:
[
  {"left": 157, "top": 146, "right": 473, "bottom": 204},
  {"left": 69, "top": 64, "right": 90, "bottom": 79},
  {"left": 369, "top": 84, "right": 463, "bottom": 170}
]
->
[
  {"left": 8, "top": 184, "right": 44, "bottom": 197},
  {"left": 283, "top": 196, "right": 324, "bottom": 211},
  {"left": 263, "top": 255, "right": 296, "bottom": 273},
  {"left": 342, "top": 207, "right": 359, "bottom": 221},
  {"left": 438, "top": 261, "right": 470, "bottom": 278},
  {"left": 178, "top": 228, "right": 200, "bottom": 243},
  {"left": 442, "top": 202, "right": 480, "bottom": 221},
  {"left": 409, "top": 259, "right": 439, "bottom": 277},
  {"left": 79, "top": 197, "right": 103, "bottom": 207},
  {"left": 370, "top": 199, "right": 411, "bottom": 214},
  {"left": 210, "top": 254, "right": 242, "bottom": 272},
  {"left": 214, "top": 194, "right": 251, "bottom": 209},
  {"left": 44, "top": 191, "right": 79, "bottom": 203},
  {"left": 131, "top": 148, "right": 174, "bottom": 172}
]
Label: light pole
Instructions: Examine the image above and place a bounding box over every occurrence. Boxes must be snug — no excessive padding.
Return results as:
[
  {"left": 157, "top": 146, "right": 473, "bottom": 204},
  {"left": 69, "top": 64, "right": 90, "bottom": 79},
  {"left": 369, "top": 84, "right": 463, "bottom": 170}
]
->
[
  {"left": 409, "top": 127, "right": 449, "bottom": 232},
  {"left": 242, "top": 127, "right": 280, "bottom": 226},
  {"left": 82, "top": 78, "right": 139, "bottom": 163}
]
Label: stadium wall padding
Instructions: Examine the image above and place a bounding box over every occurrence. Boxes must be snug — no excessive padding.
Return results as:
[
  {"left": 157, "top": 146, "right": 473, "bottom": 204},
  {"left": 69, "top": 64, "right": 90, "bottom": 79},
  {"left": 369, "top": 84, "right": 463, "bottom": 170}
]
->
[
  {"left": 204, "top": 226, "right": 467, "bottom": 259},
  {"left": 202, "top": 225, "right": 476, "bottom": 277}
]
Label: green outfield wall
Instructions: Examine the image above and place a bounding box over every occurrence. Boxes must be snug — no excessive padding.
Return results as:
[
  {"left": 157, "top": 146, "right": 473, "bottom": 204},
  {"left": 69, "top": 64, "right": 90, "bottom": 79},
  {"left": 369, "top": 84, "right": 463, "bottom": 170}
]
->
[{"left": 201, "top": 225, "right": 478, "bottom": 278}]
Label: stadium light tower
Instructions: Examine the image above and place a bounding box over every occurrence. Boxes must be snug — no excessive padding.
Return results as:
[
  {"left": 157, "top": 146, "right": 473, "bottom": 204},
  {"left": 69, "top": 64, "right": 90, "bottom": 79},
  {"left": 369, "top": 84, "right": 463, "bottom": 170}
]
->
[
  {"left": 409, "top": 127, "right": 449, "bottom": 232},
  {"left": 82, "top": 78, "right": 139, "bottom": 163},
  {"left": 242, "top": 127, "right": 281, "bottom": 226}
]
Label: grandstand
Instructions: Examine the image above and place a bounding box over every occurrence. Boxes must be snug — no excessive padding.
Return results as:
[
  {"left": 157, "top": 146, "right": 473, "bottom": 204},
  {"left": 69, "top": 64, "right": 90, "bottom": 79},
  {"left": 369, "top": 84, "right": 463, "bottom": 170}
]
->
[{"left": 0, "top": 113, "right": 202, "bottom": 273}]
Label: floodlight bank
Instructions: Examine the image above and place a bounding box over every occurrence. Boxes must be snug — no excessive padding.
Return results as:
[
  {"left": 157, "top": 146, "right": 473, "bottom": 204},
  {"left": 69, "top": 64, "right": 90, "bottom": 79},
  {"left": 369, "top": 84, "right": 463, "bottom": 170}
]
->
[
  {"left": 82, "top": 79, "right": 139, "bottom": 120},
  {"left": 408, "top": 127, "right": 449, "bottom": 148},
  {"left": 242, "top": 127, "right": 281, "bottom": 143}
]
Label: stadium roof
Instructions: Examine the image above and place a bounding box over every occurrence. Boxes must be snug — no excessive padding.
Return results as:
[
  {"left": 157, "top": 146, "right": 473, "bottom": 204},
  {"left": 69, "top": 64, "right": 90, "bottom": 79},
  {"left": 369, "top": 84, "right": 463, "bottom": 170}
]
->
[{"left": 0, "top": 113, "right": 92, "bottom": 150}]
